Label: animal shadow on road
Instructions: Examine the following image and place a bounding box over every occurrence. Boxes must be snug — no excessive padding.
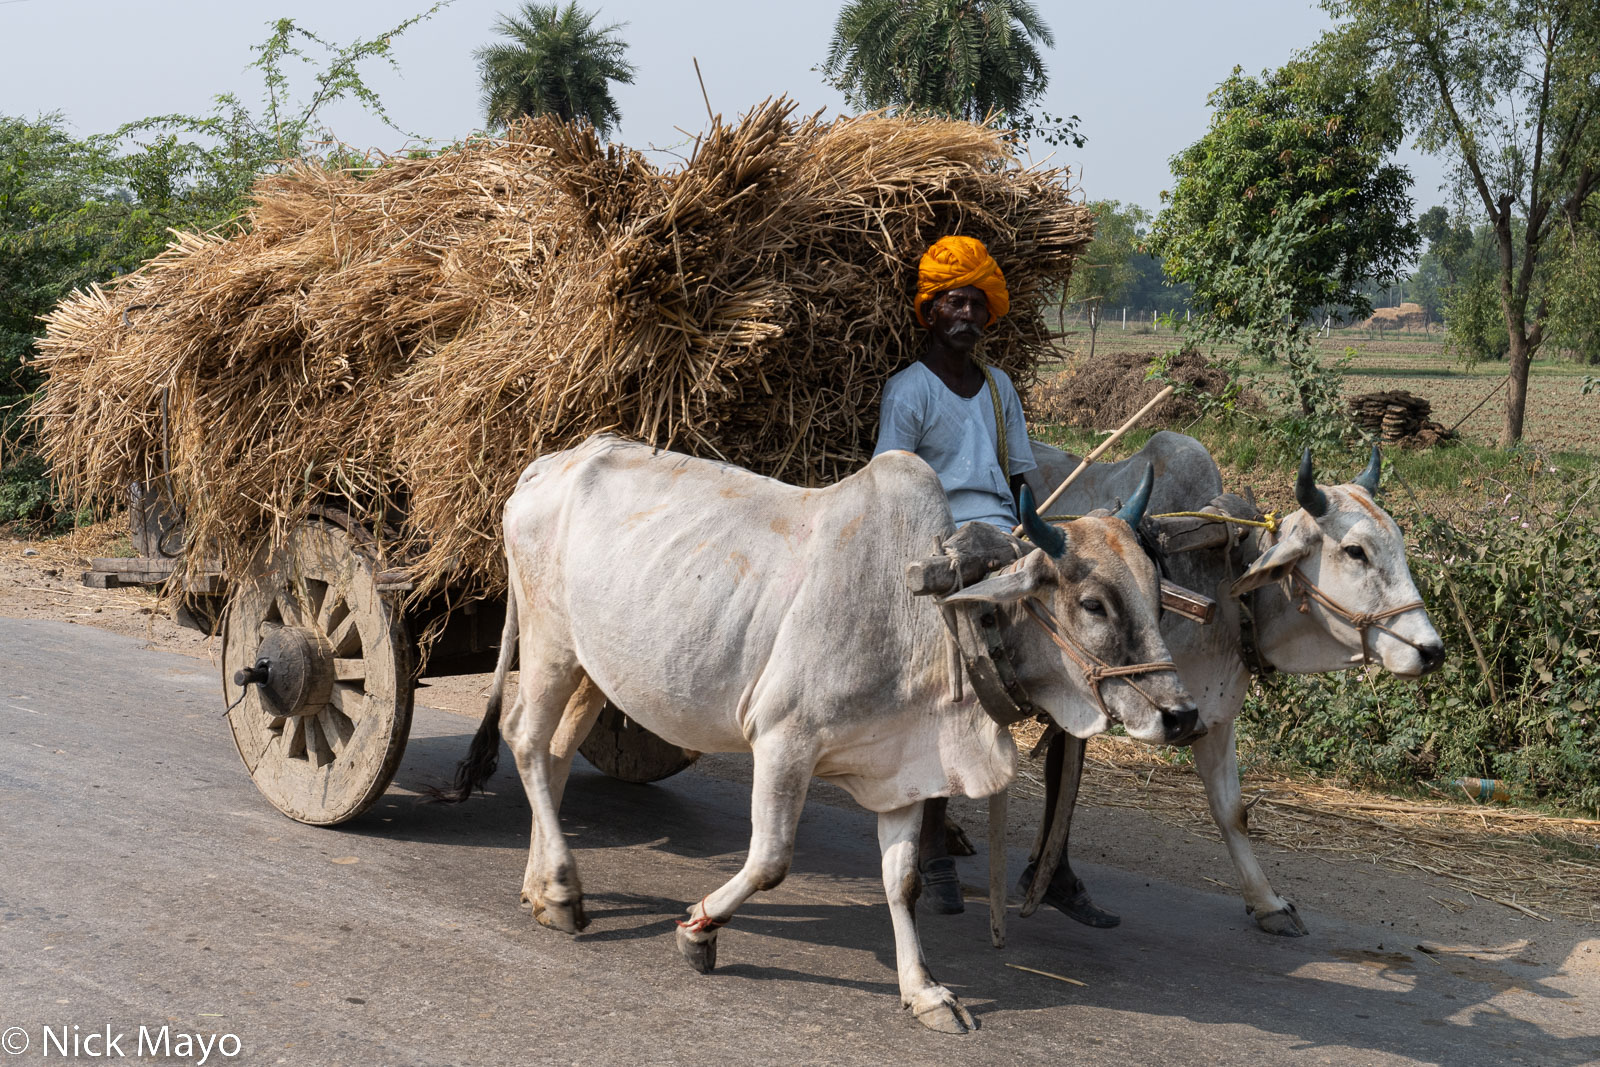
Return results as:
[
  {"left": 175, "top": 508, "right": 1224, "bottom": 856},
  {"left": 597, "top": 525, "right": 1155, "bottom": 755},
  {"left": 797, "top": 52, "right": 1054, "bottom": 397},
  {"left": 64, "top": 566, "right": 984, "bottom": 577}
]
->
[{"left": 357, "top": 726, "right": 1600, "bottom": 1063}]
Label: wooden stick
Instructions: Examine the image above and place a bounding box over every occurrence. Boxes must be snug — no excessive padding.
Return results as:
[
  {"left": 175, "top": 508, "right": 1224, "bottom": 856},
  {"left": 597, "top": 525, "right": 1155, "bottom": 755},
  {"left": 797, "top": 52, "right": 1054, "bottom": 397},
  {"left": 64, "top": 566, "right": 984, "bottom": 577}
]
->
[
  {"left": 988, "top": 788, "right": 1008, "bottom": 949},
  {"left": 692, "top": 57, "right": 715, "bottom": 125},
  {"left": 1015, "top": 385, "right": 1173, "bottom": 535},
  {"left": 1004, "top": 962, "right": 1086, "bottom": 987}
]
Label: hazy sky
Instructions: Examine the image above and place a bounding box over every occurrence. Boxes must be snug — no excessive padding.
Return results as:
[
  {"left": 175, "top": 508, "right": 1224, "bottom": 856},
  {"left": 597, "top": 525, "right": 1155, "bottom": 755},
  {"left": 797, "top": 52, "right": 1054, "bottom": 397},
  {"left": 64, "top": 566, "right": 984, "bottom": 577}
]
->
[{"left": 1, "top": 0, "right": 1452, "bottom": 215}]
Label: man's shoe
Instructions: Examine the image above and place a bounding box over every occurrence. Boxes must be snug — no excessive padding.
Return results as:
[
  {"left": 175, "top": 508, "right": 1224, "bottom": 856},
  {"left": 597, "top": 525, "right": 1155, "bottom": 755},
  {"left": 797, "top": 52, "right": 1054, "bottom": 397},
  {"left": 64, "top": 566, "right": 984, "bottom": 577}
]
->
[
  {"left": 1015, "top": 863, "right": 1121, "bottom": 928},
  {"left": 919, "top": 856, "right": 966, "bottom": 914}
]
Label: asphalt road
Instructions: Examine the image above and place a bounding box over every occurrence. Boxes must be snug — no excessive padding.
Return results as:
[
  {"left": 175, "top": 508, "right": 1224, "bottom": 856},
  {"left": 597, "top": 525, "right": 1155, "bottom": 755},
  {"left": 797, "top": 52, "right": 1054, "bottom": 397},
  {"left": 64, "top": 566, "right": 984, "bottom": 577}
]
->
[{"left": 2, "top": 617, "right": 1597, "bottom": 1066}]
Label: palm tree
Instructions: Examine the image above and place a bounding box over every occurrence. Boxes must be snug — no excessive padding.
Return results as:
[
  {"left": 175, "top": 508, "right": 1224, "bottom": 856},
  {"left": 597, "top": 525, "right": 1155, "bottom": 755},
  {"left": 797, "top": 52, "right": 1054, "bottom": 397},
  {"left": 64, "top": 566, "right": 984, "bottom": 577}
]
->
[
  {"left": 475, "top": 2, "right": 636, "bottom": 138},
  {"left": 820, "top": 0, "right": 1053, "bottom": 123}
]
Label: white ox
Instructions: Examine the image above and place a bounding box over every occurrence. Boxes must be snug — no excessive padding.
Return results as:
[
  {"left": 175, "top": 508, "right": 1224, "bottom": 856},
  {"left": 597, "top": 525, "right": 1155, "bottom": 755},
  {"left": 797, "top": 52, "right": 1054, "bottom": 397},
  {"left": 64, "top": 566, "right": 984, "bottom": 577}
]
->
[
  {"left": 446, "top": 433, "right": 1197, "bottom": 1032},
  {"left": 1026, "top": 431, "right": 1444, "bottom": 934}
]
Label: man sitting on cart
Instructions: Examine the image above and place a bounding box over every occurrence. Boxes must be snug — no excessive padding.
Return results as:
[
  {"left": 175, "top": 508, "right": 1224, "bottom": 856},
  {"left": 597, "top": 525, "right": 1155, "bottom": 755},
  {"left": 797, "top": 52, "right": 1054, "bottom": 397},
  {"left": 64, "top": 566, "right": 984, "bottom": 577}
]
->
[{"left": 872, "top": 235, "right": 1117, "bottom": 928}]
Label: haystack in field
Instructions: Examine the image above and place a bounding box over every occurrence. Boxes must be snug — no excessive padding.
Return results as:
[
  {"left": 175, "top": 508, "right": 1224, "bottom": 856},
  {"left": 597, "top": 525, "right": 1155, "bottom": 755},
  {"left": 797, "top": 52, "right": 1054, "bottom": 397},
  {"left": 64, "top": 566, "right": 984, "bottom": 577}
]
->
[{"left": 34, "top": 99, "right": 1092, "bottom": 600}]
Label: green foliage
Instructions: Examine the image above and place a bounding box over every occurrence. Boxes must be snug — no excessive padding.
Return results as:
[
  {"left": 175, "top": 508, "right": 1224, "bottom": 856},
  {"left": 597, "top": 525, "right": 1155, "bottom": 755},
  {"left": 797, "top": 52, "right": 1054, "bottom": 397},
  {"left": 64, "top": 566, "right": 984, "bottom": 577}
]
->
[
  {"left": 0, "top": 452, "right": 52, "bottom": 525},
  {"left": 1, "top": 9, "right": 441, "bottom": 528},
  {"left": 1150, "top": 61, "right": 1416, "bottom": 440},
  {"left": 1, "top": 115, "right": 120, "bottom": 412},
  {"left": 1151, "top": 62, "right": 1417, "bottom": 330},
  {"left": 819, "top": 0, "right": 1081, "bottom": 146},
  {"left": 1316, "top": 0, "right": 1600, "bottom": 444},
  {"left": 1067, "top": 201, "right": 1146, "bottom": 345},
  {"left": 1544, "top": 209, "right": 1600, "bottom": 365},
  {"left": 118, "top": 5, "right": 445, "bottom": 196},
  {"left": 1243, "top": 469, "right": 1600, "bottom": 814},
  {"left": 475, "top": 2, "right": 635, "bottom": 137},
  {"left": 1443, "top": 262, "right": 1511, "bottom": 363}
]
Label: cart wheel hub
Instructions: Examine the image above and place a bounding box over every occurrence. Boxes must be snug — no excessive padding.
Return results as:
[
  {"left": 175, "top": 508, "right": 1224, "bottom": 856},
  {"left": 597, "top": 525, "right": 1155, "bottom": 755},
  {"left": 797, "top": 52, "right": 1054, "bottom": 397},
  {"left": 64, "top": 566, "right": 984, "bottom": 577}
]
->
[{"left": 250, "top": 625, "right": 335, "bottom": 718}]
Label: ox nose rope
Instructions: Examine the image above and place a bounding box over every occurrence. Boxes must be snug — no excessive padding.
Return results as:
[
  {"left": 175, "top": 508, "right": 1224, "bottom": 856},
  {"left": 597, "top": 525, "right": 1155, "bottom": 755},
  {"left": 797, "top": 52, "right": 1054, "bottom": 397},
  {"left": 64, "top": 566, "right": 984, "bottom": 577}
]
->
[
  {"left": 1019, "top": 599, "right": 1180, "bottom": 721},
  {"left": 1286, "top": 569, "right": 1427, "bottom": 665}
]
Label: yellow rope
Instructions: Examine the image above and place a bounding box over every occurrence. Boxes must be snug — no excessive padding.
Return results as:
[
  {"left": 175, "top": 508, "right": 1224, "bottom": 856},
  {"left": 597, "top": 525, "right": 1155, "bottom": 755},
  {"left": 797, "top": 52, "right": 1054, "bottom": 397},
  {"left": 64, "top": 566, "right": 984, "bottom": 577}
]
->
[{"left": 1039, "top": 510, "right": 1280, "bottom": 533}]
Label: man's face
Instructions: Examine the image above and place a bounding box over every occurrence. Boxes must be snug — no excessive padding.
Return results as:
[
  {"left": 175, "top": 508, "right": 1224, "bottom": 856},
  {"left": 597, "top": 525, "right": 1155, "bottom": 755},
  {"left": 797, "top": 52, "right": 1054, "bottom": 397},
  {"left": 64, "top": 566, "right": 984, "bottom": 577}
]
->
[{"left": 924, "top": 285, "right": 989, "bottom": 353}]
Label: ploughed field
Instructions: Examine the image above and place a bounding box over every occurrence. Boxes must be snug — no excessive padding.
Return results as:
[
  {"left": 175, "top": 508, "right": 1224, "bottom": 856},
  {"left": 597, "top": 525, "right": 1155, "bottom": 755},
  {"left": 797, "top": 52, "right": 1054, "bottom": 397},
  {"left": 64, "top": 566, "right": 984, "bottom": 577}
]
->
[{"left": 1050, "top": 328, "right": 1599, "bottom": 457}]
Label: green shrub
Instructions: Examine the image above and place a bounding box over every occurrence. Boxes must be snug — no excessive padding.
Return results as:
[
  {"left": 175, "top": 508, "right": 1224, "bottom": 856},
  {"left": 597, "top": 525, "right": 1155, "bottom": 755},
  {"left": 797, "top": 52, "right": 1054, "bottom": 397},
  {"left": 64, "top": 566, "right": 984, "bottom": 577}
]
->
[
  {"left": 0, "top": 452, "right": 53, "bottom": 525},
  {"left": 1241, "top": 469, "right": 1600, "bottom": 814}
]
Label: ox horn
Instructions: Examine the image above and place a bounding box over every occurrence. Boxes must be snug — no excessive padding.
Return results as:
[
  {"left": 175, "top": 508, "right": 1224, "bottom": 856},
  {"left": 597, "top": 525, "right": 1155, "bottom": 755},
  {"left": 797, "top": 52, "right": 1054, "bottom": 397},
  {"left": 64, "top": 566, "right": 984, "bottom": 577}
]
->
[
  {"left": 1020, "top": 484, "right": 1067, "bottom": 558},
  {"left": 1353, "top": 443, "right": 1382, "bottom": 494},
  {"left": 1114, "top": 463, "right": 1155, "bottom": 528},
  {"left": 1296, "top": 448, "right": 1329, "bottom": 518}
]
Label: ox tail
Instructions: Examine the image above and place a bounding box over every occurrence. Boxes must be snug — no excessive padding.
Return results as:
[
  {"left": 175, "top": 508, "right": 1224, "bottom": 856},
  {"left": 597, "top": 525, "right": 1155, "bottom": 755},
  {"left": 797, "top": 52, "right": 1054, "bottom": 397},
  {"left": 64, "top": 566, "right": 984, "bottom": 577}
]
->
[{"left": 430, "top": 583, "right": 520, "bottom": 803}]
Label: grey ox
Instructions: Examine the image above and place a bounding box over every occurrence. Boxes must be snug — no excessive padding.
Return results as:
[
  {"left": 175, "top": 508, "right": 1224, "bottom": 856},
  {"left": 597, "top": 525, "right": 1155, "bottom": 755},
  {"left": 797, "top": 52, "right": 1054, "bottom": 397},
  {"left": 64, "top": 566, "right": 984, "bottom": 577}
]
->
[
  {"left": 1024, "top": 432, "right": 1444, "bottom": 935},
  {"left": 444, "top": 433, "right": 1198, "bottom": 1033}
]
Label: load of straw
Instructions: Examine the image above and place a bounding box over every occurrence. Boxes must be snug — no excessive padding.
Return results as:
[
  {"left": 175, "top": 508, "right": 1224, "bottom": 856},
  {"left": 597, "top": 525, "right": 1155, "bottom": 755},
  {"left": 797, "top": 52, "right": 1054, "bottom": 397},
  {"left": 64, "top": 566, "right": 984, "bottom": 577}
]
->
[{"left": 34, "top": 100, "right": 1092, "bottom": 601}]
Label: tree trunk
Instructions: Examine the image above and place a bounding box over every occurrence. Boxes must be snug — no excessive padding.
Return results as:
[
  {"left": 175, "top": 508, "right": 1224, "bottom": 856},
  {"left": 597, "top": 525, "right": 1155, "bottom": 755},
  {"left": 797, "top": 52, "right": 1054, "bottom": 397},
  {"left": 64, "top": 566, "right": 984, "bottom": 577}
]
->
[{"left": 1502, "top": 327, "right": 1533, "bottom": 447}]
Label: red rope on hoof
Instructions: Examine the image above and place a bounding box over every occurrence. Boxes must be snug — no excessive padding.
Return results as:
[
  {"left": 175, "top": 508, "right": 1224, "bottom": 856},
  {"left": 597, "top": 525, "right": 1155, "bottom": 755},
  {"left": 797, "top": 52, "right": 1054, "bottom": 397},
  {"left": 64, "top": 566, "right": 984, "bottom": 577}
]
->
[{"left": 676, "top": 896, "right": 727, "bottom": 934}]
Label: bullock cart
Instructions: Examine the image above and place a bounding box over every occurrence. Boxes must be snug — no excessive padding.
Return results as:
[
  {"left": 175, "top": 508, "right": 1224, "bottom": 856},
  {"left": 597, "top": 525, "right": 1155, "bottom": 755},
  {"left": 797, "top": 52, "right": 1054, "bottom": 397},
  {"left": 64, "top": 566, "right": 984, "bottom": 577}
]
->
[
  {"left": 85, "top": 483, "right": 699, "bottom": 825},
  {"left": 36, "top": 105, "right": 1093, "bottom": 830}
]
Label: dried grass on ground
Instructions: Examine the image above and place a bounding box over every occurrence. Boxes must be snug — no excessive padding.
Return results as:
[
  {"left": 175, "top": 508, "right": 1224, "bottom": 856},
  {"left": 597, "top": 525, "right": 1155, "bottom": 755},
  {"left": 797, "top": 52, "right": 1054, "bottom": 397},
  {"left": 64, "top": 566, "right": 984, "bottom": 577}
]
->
[
  {"left": 33, "top": 101, "right": 1092, "bottom": 602},
  {"left": 1027, "top": 349, "right": 1244, "bottom": 429},
  {"left": 1008, "top": 728, "right": 1600, "bottom": 924}
]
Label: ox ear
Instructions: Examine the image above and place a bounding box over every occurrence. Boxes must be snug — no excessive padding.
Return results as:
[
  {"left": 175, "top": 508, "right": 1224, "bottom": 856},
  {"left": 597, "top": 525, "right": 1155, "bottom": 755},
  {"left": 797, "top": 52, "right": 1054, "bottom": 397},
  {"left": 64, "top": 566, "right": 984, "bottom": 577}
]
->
[
  {"left": 941, "top": 549, "right": 1056, "bottom": 606},
  {"left": 1230, "top": 514, "right": 1321, "bottom": 597}
]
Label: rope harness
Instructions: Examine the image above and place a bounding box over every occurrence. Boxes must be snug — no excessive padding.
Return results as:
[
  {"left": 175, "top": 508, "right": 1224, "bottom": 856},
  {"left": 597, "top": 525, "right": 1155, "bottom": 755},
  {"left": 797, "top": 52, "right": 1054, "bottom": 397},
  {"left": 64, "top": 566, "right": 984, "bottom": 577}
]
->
[
  {"left": 1283, "top": 567, "right": 1427, "bottom": 666},
  {"left": 1026, "top": 505, "right": 1427, "bottom": 672},
  {"left": 933, "top": 547, "right": 1181, "bottom": 729},
  {"left": 1019, "top": 598, "right": 1181, "bottom": 722}
]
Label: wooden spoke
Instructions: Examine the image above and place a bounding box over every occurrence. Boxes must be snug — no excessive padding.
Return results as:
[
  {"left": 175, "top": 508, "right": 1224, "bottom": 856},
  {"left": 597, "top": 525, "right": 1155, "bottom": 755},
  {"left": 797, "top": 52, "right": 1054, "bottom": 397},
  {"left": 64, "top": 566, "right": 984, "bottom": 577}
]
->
[
  {"left": 326, "top": 611, "right": 361, "bottom": 657},
  {"left": 275, "top": 587, "right": 306, "bottom": 628},
  {"left": 223, "top": 522, "right": 412, "bottom": 826},
  {"left": 310, "top": 579, "right": 337, "bottom": 633},
  {"left": 328, "top": 682, "right": 366, "bottom": 719},
  {"left": 332, "top": 658, "right": 366, "bottom": 682},
  {"left": 284, "top": 717, "right": 307, "bottom": 759},
  {"left": 318, "top": 707, "right": 355, "bottom": 755},
  {"left": 303, "top": 716, "right": 333, "bottom": 769}
]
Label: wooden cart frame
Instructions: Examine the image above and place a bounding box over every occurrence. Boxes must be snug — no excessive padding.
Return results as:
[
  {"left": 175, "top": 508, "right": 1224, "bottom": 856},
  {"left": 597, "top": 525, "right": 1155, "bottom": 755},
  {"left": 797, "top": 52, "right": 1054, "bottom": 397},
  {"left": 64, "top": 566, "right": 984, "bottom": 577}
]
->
[{"left": 85, "top": 482, "right": 697, "bottom": 825}]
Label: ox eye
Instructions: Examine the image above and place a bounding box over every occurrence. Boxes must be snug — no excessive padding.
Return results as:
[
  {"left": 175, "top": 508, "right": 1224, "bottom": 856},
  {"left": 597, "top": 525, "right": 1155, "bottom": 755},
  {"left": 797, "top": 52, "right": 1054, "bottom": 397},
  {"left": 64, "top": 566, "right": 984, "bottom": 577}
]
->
[
  {"left": 1080, "top": 597, "right": 1105, "bottom": 615},
  {"left": 1343, "top": 545, "right": 1368, "bottom": 563}
]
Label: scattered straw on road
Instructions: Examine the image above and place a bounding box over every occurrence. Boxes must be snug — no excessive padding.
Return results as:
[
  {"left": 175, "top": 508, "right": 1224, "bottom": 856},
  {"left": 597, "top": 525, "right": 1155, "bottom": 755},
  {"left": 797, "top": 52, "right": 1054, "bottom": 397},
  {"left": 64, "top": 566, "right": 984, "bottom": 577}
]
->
[{"left": 1010, "top": 728, "right": 1600, "bottom": 924}]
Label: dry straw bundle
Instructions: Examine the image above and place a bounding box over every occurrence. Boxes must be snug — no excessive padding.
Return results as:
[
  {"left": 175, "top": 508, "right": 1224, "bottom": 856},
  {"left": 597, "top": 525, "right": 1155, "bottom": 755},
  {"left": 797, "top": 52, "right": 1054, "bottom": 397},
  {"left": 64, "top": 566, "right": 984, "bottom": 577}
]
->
[{"left": 35, "top": 99, "right": 1092, "bottom": 600}]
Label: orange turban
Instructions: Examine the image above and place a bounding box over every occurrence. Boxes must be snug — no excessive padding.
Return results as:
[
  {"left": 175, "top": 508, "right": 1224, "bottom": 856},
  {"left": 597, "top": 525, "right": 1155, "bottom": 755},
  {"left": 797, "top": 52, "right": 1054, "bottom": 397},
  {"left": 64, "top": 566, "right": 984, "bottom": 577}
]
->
[{"left": 915, "top": 235, "right": 1010, "bottom": 327}]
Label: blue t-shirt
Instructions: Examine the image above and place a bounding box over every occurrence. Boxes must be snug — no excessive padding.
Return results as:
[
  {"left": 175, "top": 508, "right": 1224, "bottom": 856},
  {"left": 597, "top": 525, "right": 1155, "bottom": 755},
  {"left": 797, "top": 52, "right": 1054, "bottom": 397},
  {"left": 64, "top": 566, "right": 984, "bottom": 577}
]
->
[{"left": 873, "top": 362, "right": 1036, "bottom": 528}]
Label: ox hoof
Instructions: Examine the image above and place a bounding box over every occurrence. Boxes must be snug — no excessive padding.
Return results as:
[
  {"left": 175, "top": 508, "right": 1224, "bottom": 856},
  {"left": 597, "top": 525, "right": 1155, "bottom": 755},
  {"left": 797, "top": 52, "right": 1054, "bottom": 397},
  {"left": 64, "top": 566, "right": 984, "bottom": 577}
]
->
[
  {"left": 1252, "top": 902, "right": 1308, "bottom": 937},
  {"left": 908, "top": 987, "right": 977, "bottom": 1034},
  {"left": 676, "top": 926, "right": 718, "bottom": 974},
  {"left": 535, "top": 897, "right": 589, "bottom": 935}
]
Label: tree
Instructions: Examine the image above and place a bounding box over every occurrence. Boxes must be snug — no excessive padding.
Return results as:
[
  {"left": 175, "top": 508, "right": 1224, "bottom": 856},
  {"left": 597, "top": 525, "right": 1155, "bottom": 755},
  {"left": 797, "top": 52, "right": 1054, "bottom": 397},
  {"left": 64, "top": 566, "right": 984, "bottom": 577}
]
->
[
  {"left": 1317, "top": 0, "right": 1600, "bottom": 446},
  {"left": 475, "top": 2, "right": 635, "bottom": 137},
  {"left": 1, "top": 10, "right": 440, "bottom": 525},
  {"left": 819, "top": 0, "right": 1082, "bottom": 147},
  {"left": 1067, "top": 201, "right": 1148, "bottom": 358},
  {"left": 1544, "top": 203, "right": 1600, "bottom": 363},
  {"left": 1150, "top": 62, "right": 1417, "bottom": 416}
]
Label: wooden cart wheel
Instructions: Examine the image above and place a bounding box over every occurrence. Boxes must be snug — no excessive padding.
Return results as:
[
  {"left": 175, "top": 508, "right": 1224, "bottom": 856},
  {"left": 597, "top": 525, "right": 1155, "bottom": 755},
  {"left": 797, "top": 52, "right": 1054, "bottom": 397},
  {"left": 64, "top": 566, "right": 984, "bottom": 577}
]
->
[
  {"left": 222, "top": 523, "right": 413, "bottom": 825},
  {"left": 579, "top": 703, "right": 699, "bottom": 783}
]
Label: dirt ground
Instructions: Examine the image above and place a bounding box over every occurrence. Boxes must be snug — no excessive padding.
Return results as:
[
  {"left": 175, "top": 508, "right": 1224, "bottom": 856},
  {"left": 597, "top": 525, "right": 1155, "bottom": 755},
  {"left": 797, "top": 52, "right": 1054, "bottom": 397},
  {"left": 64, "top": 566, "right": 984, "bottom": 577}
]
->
[
  {"left": 4, "top": 525, "right": 1598, "bottom": 974},
  {"left": 1054, "top": 329, "right": 1599, "bottom": 456}
]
